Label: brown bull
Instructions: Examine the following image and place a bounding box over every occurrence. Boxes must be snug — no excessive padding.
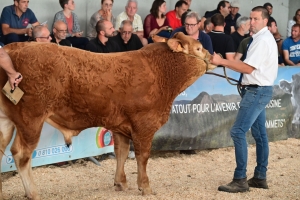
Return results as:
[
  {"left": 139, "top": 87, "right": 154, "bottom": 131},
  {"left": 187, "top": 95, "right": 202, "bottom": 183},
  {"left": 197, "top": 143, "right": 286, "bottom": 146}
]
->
[{"left": 0, "top": 32, "right": 216, "bottom": 199}]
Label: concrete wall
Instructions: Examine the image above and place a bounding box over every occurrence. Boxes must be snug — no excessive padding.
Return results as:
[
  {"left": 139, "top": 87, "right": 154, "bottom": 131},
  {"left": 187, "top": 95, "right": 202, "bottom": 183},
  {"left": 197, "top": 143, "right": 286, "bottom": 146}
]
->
[
  {"left": 0, "top": 0, "right": 294, "bottom": 38},
  {"left": 288, "top": 0, "right": 300, "bottom": 36}
]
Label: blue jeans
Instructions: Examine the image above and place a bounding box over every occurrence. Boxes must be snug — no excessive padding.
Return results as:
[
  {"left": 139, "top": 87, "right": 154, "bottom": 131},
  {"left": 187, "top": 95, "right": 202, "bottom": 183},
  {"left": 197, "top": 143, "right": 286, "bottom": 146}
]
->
[{"left": 231, "top": 86, "right": 273, "bottom": 179}]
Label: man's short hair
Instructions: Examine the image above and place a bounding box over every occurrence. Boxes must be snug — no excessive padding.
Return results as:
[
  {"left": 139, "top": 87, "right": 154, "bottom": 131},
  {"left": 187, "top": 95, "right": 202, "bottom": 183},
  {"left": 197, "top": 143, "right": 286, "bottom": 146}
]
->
[
  {"left": 95, "top": 19, "right": 107, "bottom": 34},
  {"left": 126, "top": 0, "right": 137, "bottom": 8},
  {"left": 120, "top": 20, "right": 133, "bottom": 29},
  {"left": 210, "top": 13, "right": 225, "bottom": 26},
  {"left": 236, "top": 16, "right": 250, "bottom": 28},
  {"left": 217, "top": 0, "right": 229, "bottom": 11},
  {"left": 292, "top": 23, "right": 300, "bottom": 30},
  {"left": 174, "top": 0, "right": 188, "bottom": 9},
  {"left": 267, "top": 17, "right": 277, "bottom": 27},
  {"left": 185, "top": 11, "right": 201, "bottom": 23},
  {"left": 204, "top": 18, "right": 212, "bottom": 28},
  {"left": 252, "top": 6, "right": 269, "bottom": 20},
  {"left": 32, "top": 25, "right": 46, "bottom": 39},
  {"left": 101, "top": 0, "right": 114, "bottom": 4},
  {"left": 263, "top": 2, "right": 273, "bottom": 8},
  {"left": 59, "top": 0, "right": 69, "bottom": 9}
]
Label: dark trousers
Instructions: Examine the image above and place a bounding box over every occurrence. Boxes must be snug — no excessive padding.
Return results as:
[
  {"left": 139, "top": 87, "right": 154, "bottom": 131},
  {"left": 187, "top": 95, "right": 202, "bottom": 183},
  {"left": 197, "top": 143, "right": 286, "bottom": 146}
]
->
[
  {"left": 66, "top": 36, "right": 89, "bottom": 50},
  {"left": 2, "top": 33, "right": 29, "bottom": 45}
]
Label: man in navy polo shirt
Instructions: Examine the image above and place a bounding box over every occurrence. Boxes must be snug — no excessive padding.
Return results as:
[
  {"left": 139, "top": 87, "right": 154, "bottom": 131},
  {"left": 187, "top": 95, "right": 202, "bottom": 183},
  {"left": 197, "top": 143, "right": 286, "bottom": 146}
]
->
[{"left": 1, "top": 0, "right": 39, "bottom": 44}]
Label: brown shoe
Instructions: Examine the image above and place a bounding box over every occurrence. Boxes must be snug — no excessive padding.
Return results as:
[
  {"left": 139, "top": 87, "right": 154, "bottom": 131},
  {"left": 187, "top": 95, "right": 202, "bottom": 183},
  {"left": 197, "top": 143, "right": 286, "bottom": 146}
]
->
[
  {"left": 248, "top": 177, "right": 269, "bottom": 189},
  {"left": 218, "top": 178, "right": 249, "bottom": 193}
]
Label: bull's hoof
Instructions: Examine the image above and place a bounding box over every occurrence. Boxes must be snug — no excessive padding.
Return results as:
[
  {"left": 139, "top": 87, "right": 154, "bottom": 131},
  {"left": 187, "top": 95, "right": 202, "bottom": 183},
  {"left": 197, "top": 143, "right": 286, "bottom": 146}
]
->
[
  {"left": 139, "top": 187, "right": 152, "bottom": 195},
  {"left": 114, "top": 182, "right": 128, "bottom": 191}
]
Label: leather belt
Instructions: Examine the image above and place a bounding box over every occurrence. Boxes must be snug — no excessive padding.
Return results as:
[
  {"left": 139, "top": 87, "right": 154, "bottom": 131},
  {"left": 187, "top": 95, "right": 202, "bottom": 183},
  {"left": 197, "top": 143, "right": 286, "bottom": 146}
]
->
[{"left": 242, "top": 84, "right": 259, "bottom": 88}]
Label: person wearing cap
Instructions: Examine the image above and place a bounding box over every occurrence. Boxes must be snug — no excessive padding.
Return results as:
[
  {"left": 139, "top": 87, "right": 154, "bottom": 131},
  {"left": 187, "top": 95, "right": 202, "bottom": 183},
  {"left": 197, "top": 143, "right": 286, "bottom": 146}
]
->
[{"left": 225, "top": 1, "right": 241, "bottom": 35}]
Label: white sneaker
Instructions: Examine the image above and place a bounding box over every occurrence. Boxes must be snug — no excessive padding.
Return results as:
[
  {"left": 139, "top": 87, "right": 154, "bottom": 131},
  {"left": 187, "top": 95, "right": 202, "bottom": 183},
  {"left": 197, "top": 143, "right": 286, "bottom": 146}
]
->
[{"left": 128, "top": 151, "right": 135, "bottom": 159}]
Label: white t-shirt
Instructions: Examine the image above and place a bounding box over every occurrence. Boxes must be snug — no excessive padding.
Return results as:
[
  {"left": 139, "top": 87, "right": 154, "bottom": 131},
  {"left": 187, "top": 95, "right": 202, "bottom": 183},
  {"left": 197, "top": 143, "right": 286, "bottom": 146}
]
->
[{"left": 243, "top": 27, "right": 278, "bottom": 86}]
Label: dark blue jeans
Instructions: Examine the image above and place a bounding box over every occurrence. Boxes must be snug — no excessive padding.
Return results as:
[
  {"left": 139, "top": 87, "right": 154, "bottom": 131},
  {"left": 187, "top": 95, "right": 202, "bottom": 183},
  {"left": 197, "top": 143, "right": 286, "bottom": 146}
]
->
[
  {"left": 2, "top": 33, "right": 29, "bottom": 44},
  {"left": 231, "top": 86, "right": 273, "bottom": 179}
]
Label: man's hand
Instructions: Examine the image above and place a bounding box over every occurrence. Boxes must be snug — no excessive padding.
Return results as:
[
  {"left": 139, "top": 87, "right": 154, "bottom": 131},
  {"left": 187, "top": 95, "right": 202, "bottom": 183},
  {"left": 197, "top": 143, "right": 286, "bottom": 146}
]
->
[
  {"left": 73, "top": 31, "right": 83, "bottom": 37},
  {"left": 8, "top": 73, "right": 22, "bottom": 90},
  {"left": 211, "top": 52, "right": 223, "bottom": 66},
  {"left": 26, "top": 28, "right": 33, "bottom": 37}
]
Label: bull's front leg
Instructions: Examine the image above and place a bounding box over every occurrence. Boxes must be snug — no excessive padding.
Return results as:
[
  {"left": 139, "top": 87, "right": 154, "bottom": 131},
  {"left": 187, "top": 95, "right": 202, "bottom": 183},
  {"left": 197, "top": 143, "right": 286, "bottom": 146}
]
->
[{"left": 113, "top": 133, "right": 130, "bottom": 191}]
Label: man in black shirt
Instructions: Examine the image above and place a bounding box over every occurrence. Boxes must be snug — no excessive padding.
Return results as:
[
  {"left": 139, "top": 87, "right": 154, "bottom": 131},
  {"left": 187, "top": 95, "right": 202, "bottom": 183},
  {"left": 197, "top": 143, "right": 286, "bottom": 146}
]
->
[
  {"left": 86, "top": 19, "right": 121, "bottom": 53},
  {"left": 112, "top": 20, "right": 143, "bottom": 52},
  {"left": 230, "top": 16, "right": 250, "bottom": 51},
  {"left": 224, "top": 1, "right": 241, "bottom": 34},
  {"left": 51, "top": 21, "right": 71, "bottom": 46}
]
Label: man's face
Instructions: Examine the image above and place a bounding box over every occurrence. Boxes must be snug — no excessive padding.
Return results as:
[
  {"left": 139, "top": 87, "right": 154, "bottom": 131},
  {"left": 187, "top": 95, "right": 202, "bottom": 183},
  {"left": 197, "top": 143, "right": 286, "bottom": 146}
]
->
[
  {"left": 54, "top": 23, "right": 68, "bottom": 40},
  {"left": 221, "top": 2, "right": 231, "bottom": 17},
  {"left": 291, "top": 26, "right": 300, "bottom": 40},
  {"left": 36, "top": 27, "right": 52, "bottom": 43},
  {"left": 120, "top": 24, "right": 133, "bottom": 44},
  {"left": 185, "top": 17, "right": 199, "bottom": 36},
  {"left": 103, "top": 21, "right": 115, "bottom": 37},
  {"left": 266, "top": 6, "right": 273, "bottom": 15},
  {"left": 242, "top": 20, "right": 250, "bottom": 34},
  {"left": 15, "top": 0, "right": 29, "bottom": 13},
  {"left": 267, "top": 21, "right": 277, "bottom": 34},
  {"left": 125, "top": 2, "right": 137, "bottom": 18},
  {"left": 176, "top": 4, "right": 189, "bottom": 18},
  {"left": 250, "top": 11, "right": 267, "bottom": 34},
  {"left": 230, "top": 7, "right": 239, "bottom": 16},
  {"left": 205, "top": 22, "right": 214, "bottom": 33}
]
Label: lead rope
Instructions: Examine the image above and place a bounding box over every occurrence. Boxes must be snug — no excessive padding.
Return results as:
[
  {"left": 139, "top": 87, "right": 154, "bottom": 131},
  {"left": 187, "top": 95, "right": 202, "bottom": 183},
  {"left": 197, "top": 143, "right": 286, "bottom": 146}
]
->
[{"left": 186, "top": 52, "right": 242, "bottom": 96}]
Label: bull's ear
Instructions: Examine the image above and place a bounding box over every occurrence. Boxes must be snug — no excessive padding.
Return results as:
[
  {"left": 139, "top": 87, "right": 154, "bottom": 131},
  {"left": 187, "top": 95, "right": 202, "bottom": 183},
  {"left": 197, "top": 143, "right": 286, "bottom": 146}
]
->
[
  {"left": 167, "top": 38, "right": 184, "bottom": 52},
  {"left": 152, "top": 35, "right": 168, "bottom": 43}
]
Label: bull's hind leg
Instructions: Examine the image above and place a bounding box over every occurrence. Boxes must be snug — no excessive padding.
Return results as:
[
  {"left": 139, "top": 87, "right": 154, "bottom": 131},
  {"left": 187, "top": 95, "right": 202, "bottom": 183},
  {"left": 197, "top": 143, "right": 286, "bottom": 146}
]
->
[
  {"left": 11, "top": 122, "right": 43, "bottom": 200},
  {"left": 0, "top": 111, "right": 15, "bottom": 199},
  {"left": 113, "top": 133, "right": 130, "bottom": 191}
]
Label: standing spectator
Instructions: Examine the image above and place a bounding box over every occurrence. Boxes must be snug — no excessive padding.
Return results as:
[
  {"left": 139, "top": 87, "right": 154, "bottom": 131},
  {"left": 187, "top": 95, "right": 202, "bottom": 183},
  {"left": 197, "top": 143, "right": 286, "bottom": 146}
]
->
[
  {"left": 200, "top": 1, "right": 231, "bottom": 30},
  {"left": 143, "top": 0, "right": 170, "bottom": 40},
  {"left": 171, "top": 11, "right": 213, "bottom": 55},
  {"left": 234, "top": 31, "right": 253, "bottom": 61},
  {"left": 52, "top": 0, "right": 89, "bottom": 50},
  {"left": 32, "top": 25, "right": 52, "bottom": 43},
  {"left": 287, "top": 9, "right": 300, "bottom": 37},
  {"left": 263, "top": 2, "right": 276, "bottom": 23},
  {"left": 230, "top": 16, "right": 250, "bottom": 51},
  {"left": 112, "top": 20, "right": 143, "bottom": 52},
  {"left": 208, "top": 13, "right": 235, "bottom": 60},
  {"left": 224, "top": 1, "right": 241, "bottom": 35},
  {"left": 0, "top": 43, "right": 23, "bottom": 90},
  {"left": 282, "top": 24, "right": 300, "bottom": 66},
  {"left": 51, "top": 21, "right": 72, "bottom": 46},
  {"left": 0, "top": 0, "right": 39, "bottom": 44},
  {"left": 86, "top": 19, "right": 120, "bottom": 53},
  {"left": 212, "top": 6, "right": 278, "bottom": 193},
  {"left": 267, "top": 17, "right": 284, "bottom": 66},
  {"left": 203, "top": 18, "right": 214, "bottom": 34},
  {"left": 87, "top": 0, "right": 115, "bottom": 40},
  {"left": 166, "top": 1, "right": 189, "bottom": 30},
  {"left": 115, "top": 0, "right": 147, "bottom": 46}
]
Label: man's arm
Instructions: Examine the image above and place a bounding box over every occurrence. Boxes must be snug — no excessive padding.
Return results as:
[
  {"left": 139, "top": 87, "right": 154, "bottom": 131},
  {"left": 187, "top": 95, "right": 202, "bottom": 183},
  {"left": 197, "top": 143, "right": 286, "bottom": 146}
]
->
[
  {"left": 135, "top": 31, "right": 144, "bottom": 39},
  {"left": 282, "top": 50, "right": 295, "bottom": 66},
  {"left": 200, "top": 17, "right": 206, "bottom": 30},
  {"left": 0, "top": 47, "right": 22, "bottom": 89},
  {"left": 211, "top": 53, "right": 255, "bottom": 74},
  {"left": 234, "top": 52, "right": 243, "bottom": 61},
  {"left": 2, "top": 24, "right": 29, "bottom": 35},
  {"left": 225, "top": 53, "right": 235, "bottom": 61}
]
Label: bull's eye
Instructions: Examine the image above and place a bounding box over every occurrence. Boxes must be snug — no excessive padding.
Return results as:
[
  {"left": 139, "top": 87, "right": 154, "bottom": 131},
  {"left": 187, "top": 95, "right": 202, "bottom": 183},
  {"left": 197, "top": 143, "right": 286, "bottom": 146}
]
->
[{"left": 197, "top": 48, "right": 200, "bottom": 51}]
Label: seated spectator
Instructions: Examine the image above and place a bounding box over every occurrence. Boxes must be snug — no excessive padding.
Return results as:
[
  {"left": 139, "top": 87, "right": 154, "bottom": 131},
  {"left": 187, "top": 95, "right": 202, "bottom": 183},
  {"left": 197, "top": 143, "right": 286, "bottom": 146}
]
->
[
  {"left": 87, "top": 0, "right": 115, "bottom": 40},
  {"left": 267, "top": 17, "right": 284, "bottom": 66},
  {"left": 263, "top": 2, "right": 276, "bottom": 24},
  {"left": 287, "top": 9, "right": 300, "bottom": 37},
  {"left": 115, "top": 0, "right": 147, "bottom": 46},
  {"left": 166, "top": 1, "right": 189, "bottom": 30},
  {"left": 86, "top": 19, "right": 120, "bottom": 53},
  {"left": 208, "top": 13, "right": 235, "bottom": 60},
  {"left": 230, "top": 16, "right": 250, "bottom": 51},
  {"left": 0, "top": 0, "right": 39, "bottom": 44},
  {"left": 170, "top": 11, "right": 213, "bottom": 55},
  {"left": 143, "top": 0, "right": 170, "bottom": 40},
  {"left": 52, "top": 0, "right": 89, "bottom": 50},
  {"left": 282, "top": 24, "right": 300, "bottom": 66},
  {"left": 112, "top": 20, "right": 143, "bottom": 52},
  {"left": 203, "top": 18, "right": 214, "bottom": 34},
  {"left": 234, "top": 31, "right": 253, "bottom": 61},
  {"left": 200, "top": 0, "right": 231, "bottom": 30},
  {"left": 224, "top": 1, "right": 241, "bottom": 35},
  {"left": 51, "top": 21, "right": 72, "bottom": 46},
  {"left": 32, "top": 25, "right": 52, "bottom": 43},
  {"left": 184, "top": 0, "right": 192, "bottom": 10}
]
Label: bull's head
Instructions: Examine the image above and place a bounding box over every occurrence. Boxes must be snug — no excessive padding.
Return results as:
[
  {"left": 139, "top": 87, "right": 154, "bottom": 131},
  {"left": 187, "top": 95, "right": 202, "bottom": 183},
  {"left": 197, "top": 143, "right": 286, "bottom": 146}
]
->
[{"left": 167, "top": 32, "right": 216, "bottom": 71}]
